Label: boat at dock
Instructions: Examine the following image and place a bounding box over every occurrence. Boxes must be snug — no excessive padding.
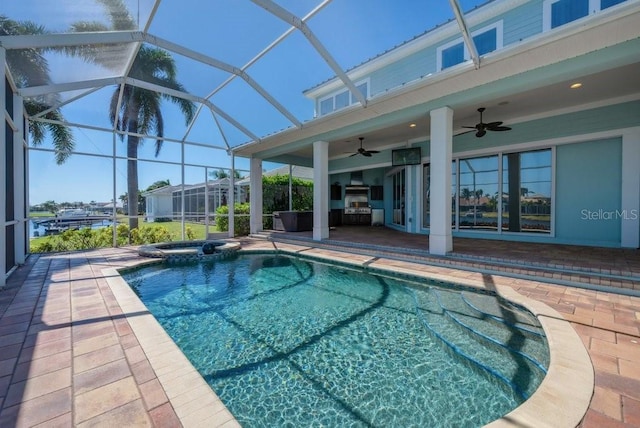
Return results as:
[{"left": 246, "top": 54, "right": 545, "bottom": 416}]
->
[{"left": 32, "top": 212, "right": 113, "bottom": 236}]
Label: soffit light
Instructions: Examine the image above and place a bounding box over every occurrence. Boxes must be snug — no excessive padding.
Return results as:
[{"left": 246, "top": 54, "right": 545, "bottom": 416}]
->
[{"left": 570, "top": 82, "right": 583, "bottom": 89}]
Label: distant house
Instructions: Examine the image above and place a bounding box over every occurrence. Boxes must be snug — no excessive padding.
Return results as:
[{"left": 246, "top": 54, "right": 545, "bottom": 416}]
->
[
  {"left": 142, "top": 177, "right": 242, "bottom": 222},
  {"left": 143, "top": 166, "right": 314, "bottom": 222},
  {"left": 97, "top": 201, "right": 123, "bottom": 214},
  {"left": 142, "top": 185, "right": 175, "bottom": 222}
]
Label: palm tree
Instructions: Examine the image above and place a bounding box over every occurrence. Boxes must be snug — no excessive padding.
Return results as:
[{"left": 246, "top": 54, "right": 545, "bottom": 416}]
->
[
  {"left": 210, "top": 169, "right": 243, "bottom": 180},
  {"left": 111, "top": 47, "right": 195, "bottom": 230},
  {"left": 0, "top": 15, "right": 75, "bottom": 164},
  {"left": 145, "top": 179, "right": 171, "bottom": 192},
  {"left": 68, "top": 0, "right": 195, "bottom": 231},
  {"left": 461, "top": 187, "right": 472, "bottom": 208}
]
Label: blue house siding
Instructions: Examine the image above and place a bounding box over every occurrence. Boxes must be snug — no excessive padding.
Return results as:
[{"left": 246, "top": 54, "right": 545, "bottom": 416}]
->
[
  {"left": 555, "top": 138, "right": 622, "bottom": 246},
  {"left": 369, "top": 48, "right": 437, "bottom": 98},
  {"left": 310, "top": 0, "right": 629, "bottom": 114},
  {"left": 503, "top": 0, "right": 544, "bottom": 45}
]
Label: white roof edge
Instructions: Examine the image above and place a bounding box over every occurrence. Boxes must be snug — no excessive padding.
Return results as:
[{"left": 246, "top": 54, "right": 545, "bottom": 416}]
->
[
  {"left": 233, "top": 4, "right": 640, "bottom": 158},
  {"left": 303, "top": 0, "right": 530, "bottom": 99}
]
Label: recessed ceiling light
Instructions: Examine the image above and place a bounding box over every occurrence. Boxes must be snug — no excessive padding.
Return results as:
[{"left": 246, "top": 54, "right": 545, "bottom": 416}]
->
[
  {"left": 570, "top": 82, "right": 582, "bottom": 89},
  {"left": 409, "top": 123, "right": 417, "bottom": 128}
]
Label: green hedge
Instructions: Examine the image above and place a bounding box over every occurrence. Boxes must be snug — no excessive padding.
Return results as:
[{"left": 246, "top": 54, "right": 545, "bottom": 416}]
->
[
  {"left": 30, "top": 223, "right": 181, "bottom": 253},
  {"left": 215, "top": 202, "right": 250, "bottom": 236}
]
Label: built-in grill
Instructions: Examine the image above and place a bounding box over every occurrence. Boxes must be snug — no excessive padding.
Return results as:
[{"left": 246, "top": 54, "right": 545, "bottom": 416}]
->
[{"left": 344, "top": 186, "right": 371, "bottom": 215}]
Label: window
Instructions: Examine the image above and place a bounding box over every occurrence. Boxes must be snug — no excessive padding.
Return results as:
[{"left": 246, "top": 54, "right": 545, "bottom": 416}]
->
[
  {"left": 422, "top": 164, "right": 430, "bottom": 228},
  {"left": 352, "top": 81, "right": 368, "bottom": 104},
  {"left": 459, "top": 156, "right": 499, "bottom": 231},
  {"left": 502, "top": 149, "right": 552, "bottom": 233},
  {"left": 543, "top": 0, "right": 625, "bottom": 31},
  {"left": 601, "top": 0, "right": 625, "bottom": 8},
  {"left": 317, "top": 79, "right": 369, "bottom": 116},
  {"left": 421, "top": 161, "right": 457, "bottom": 229},
  {"left": 551, "top": 0, "right": 588, "bottom": 28},
  {"left": 319, "top": 97, "right": 333, "bottom": 116},
  {"left": 437, "top": 22, "right": 502, "bottom": 71},
  {"left": 474, "top": 28, "right": 497, "bottom": 55},
  {"left": 335, "top": 91, "right": 349, "bottom": 110},
  {"left": 423, "top": 149, "right": 551, "bottom": 234},
  {"left": 442, "top": 43, "right": 465, "bottom": 70},
  {"left": 392, "top": 169, "right": 405, "bottom": 227}
]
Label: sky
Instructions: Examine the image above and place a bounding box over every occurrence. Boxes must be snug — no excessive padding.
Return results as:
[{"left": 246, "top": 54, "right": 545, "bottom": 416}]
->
[{"left": 2, "top": 0, "right": 486, "bottom": 205}]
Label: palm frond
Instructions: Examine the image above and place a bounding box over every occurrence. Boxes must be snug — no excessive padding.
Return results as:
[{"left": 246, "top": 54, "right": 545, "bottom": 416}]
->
[
  {"left": 46, "top": 113, "right": 75, "bottom": 164},
  {"left": 97, "top": 0, "right": 137, "bottom": 30}
]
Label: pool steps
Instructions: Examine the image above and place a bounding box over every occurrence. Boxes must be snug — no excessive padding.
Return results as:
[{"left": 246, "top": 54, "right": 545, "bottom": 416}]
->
[
  {"left": 434, "top": 290, "right": 549, "bottom": 372},
  {"left": 409, "top": 286, "right": 548, "bottom": 401},
  {"left": 460, "top": 293, "right": 546, "bottom": 338}
]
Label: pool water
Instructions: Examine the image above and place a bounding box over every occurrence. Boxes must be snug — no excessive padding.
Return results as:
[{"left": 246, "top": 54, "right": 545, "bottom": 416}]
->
[{"left": 124, "top": 254, "right": 549, "bottom": 427}]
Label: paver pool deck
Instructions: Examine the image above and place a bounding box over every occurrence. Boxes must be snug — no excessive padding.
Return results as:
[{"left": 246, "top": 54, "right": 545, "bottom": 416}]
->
[{"left": 0, "top": 230, "right": 639, "bottom": 427}]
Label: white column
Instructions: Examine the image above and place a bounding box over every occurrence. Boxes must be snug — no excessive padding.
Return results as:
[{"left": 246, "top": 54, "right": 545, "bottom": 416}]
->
[
  {"left": 229, "top": 154, "right": 235, "bottom": 237},
  {"left": 429, "top": 107, "right": 454, "bottom": 255},
  {"left": 14, "top": 94, "right": 26, "bottom": 264},
  {"left": 249, "top": 157, "right": 263, "bottom": 235},
  {"left": 621, "top": 129, "right": 640, "bottom": 248},
  {"left": 1, "top": 47, "right": 7, "bottom": 286},
  {"left": 313, "top": 140, "right": 329, "bottom": 240}
]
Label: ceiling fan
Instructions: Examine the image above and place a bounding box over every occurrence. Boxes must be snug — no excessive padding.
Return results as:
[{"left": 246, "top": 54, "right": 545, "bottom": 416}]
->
[
  {"left": 463, "top": 107, "right": 512, "bottom": 137},
  {"left": 349, "top": 137, "right": 379, "bottom": 157}
]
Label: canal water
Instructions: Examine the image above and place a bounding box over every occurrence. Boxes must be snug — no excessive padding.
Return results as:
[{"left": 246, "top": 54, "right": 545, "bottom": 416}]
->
[{"left": 29, "top": 218, "right": 114, "bottom": 238}]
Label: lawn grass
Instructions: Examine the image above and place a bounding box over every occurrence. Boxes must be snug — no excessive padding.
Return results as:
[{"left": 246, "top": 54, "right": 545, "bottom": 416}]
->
[{"left": 150, "top": 220, "right": 209, "bottom": 240}]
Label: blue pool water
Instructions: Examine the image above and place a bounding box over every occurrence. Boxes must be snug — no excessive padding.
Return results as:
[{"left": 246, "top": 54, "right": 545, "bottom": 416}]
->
[{"left": 123, "top": 254, "right": 549, "bottom": 427}]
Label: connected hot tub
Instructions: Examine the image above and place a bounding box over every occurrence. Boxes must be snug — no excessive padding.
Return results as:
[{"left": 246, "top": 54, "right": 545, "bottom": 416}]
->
[{"left": 138, "top": 240, "right": 241, "bottom": 262}]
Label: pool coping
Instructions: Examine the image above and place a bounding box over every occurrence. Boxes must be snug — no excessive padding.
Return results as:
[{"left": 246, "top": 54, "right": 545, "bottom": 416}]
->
[
  {"left": 138, "top": 240, "right": 241, "bottom": 260},
  {"left": 104, "top": 245, "right": 593, "bottom": 427}
]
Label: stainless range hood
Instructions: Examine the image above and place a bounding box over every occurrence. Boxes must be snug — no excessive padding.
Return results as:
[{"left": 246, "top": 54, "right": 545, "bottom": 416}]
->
[{"left": 350, "top": 170, "right": 363, "bottom": 185}]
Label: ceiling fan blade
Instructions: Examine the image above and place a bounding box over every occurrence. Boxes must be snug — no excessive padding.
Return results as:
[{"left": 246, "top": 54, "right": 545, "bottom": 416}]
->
[
  {"left": 366, "top": 150, "right": 380, "bottom": 154},
  {"left": 476, "top": 130, "right": 487, "bottom": 138},
  {"left": 485, "top": 121, "right": 503, "bottom": 128},
  {"left": 349, "top": 152, "right": 359, "bottom": 157},
  {"left": 490, "top": 126, "right": 512, "bottom": 131},
  {"left": 362, "top": 152, "right": 372, "bottom": 157}
]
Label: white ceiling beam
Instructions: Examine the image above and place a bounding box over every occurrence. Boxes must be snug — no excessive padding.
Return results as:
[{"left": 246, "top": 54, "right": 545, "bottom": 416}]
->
[
  {"left": 143, "top": 33, "right": 301, "bottom": 128},
  {"left": 31, "top": 87, "right": 103, "bottom": 119},
  {"left": 180, "top": 0, "right": 332, "bottom": 145},
  {"left": 250, "top": 0, "right": 367, "bottom": 107},
  {"left": 0, "top": 31, "right": 144, "bottom": 49},
  {"left": 449, "top": 0, "right": 480, "bottom": 69},
  {"left": 206, "top": 0, "right": 332, "bottom": 99},
  {"left": 18, "top": 77, "right": 122, "bottom": 97},
  {"left": 125, "top": 77, "right": 260, "bottom": 142},
  {"left": 30, "top": 116, "right": 228, "bottom": 151}
]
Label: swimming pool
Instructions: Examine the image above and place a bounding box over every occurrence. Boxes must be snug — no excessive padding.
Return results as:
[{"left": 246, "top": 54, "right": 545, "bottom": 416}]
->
[{"left": 123, "top": 253, "right": 549, "bottom": 427}]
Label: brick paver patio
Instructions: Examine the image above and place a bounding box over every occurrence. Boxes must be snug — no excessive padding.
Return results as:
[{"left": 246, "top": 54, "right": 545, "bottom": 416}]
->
[{"left": 0, "top": 230, "right": 638, "bottom": 427}]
